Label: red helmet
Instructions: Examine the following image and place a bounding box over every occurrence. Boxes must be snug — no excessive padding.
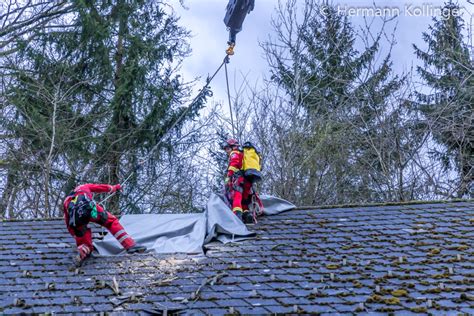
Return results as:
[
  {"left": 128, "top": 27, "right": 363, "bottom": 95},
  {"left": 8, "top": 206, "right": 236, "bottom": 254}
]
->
[{"left": 222, "top": 138, "right": 239, "bottom": 149}]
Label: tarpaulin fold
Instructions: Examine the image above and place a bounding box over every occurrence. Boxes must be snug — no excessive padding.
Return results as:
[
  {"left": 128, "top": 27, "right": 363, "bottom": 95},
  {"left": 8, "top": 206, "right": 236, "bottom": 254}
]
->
[{"left": 94, "top": 193, "right": 295, "bottom": 255}]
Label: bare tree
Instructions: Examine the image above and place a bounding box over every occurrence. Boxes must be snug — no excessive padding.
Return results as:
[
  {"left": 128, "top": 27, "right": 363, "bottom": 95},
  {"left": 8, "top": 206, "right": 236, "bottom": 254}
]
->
[
  {"left": 226, "top": 0, "right": 456, "bottom": 205},
  {"left": 0, "top": 0, "right": 73, "bottom": 57}
]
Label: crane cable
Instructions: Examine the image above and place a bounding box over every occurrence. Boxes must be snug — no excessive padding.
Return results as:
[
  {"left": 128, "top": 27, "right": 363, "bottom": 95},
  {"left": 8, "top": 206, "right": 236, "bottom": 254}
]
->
[
  {"left": 99, "top": 53, "right": 233, "bottom": 206},
  {"left": 224, "top": 56, "right": 236, "bottom": 139}
]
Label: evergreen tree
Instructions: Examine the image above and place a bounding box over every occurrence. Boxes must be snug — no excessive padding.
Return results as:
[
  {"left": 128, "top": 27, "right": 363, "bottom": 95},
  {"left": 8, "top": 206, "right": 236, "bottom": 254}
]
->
[
  {"left": 73, "top": 0, "right": 210, "bottom": 211},
  {"left": 2, "top": 43, "right": 100, "bottom": 217},
  {"left": 262, "top": 0, "right": 404, "bottom": 204},
  {"left": 413, "top": 2, "right": 473, "bottom": 197},
  {"left": 1, "top": 0, "right": 210, "bottom": 217}
]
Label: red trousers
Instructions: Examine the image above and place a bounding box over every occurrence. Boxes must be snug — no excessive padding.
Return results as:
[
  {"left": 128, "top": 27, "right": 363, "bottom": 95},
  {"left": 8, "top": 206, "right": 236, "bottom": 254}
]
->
[
  {"left": 65, "top": 203, "right": 136, "bottom": 252},
  {"left": 230, "top": 177, "right": 263, "bottom": 213}
]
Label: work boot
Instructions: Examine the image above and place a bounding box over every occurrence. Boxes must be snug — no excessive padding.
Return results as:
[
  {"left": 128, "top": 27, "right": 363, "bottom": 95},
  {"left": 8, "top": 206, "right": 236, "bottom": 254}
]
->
[
  {"left": 242, "top": 211, "right": 254, "bottom": 224},
  {"left": 74, "top": 245, "right": 92, "bottom": 267},
  {"left": 234, "top": 211, "right": 243, "bottom": 222},
  {"left": 73, "top": 255, "right": 87, "bottom": 267},
  {"left": 126, "top": 244, "right": 147, "bottom": 254}
]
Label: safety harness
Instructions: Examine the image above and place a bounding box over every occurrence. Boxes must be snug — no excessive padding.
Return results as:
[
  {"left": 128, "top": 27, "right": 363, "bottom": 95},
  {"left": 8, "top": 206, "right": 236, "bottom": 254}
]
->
[
  {"left": 67, "top": 191, "right": 98, "bottom": 228},
  {"left": 97, "top": 1, "right": 255, "bottom": 211}
]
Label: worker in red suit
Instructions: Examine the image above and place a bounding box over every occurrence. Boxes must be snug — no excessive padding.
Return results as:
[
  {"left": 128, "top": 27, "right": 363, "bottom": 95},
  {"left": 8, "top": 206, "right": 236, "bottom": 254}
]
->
[
  {"left": 222, "top": 139, "right": 254, "bottom": 224},
  {"left": 63, "top": 183, "right": 145, "bottom": 263}
]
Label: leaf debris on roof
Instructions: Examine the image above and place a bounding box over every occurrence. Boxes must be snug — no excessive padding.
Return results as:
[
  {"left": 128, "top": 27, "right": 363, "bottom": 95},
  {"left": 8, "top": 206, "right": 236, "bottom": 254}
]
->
[{"left": 0, "top": 201, "right": 473, "bottom": 314}]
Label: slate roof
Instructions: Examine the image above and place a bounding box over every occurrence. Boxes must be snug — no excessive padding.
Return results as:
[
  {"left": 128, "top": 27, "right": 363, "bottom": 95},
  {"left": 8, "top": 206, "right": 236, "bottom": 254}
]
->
[{"left": 1, "top": 201, "right": 474, "bottom": 315}]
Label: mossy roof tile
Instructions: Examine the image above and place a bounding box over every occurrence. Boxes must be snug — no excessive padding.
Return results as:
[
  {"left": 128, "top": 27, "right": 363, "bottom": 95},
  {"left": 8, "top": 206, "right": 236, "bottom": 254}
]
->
[{"left": 0, "top": 201, "right": 473, "bottom": 313}]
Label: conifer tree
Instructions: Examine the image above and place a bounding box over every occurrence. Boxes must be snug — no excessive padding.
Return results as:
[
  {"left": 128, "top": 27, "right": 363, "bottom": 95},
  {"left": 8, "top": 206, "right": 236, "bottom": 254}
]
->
[
  {"left": 413, "top": 2, "right": 473, "bottom": 197},
  {"left": 1, "top": 0, "right": 209, "bottom": 216},
  {"left": 262, "top": 0, "right": 404, "bottom": 204}
]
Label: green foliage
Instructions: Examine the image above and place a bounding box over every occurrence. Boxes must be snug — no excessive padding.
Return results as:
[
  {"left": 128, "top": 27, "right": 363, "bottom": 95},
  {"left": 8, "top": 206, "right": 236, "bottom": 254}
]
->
[
  {"left": 1, "top": 0, "right": 209, "bottom": 216},
  {"left": 413, "top": 2, "right": 473, "bottom": 197},
  {"left": 263, "top": 0, "right": 406, "bottom": 204},
  {"left": 273, "top": 4, "right": 402, "bottom": 117}
]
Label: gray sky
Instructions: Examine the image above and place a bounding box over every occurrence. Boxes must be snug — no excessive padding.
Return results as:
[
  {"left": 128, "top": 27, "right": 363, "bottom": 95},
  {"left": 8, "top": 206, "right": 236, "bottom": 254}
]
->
[
  {"left": 169, "top": 0, "right": 274, "bottom": 104},
  {"left": 170, "top": 0, "right": 473, "bottom": 106}
]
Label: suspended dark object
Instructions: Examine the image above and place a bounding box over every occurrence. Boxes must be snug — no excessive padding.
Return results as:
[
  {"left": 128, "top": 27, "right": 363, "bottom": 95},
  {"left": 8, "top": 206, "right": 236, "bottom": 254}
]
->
[{"left": 224, "top": 0, "right": 255, "bottom": 46}]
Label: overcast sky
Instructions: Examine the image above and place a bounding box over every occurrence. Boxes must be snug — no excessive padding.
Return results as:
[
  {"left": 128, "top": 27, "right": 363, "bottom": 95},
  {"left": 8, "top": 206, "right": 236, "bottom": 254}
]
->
[{"left": 169, "top": 0, "right": 473, "bottom": 107}]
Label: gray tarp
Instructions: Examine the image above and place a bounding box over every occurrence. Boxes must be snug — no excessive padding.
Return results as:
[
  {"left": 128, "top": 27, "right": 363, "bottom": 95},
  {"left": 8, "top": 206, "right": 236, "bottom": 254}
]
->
[
  {"left": 94, "top": 193, "right": 295, "bottom": 255},
  {"left": 261, "top": 195, "right": 297, "bottom": 215}
]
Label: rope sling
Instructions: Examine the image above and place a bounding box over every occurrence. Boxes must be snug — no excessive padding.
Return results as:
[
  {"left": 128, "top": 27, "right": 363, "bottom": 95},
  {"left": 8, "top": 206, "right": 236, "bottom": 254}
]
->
[
  {"left": 98, "top": 0, "right": 255, "bottom": 207},
  {"left": 99, "top": 54, "right": 235, "bottom": 205}
]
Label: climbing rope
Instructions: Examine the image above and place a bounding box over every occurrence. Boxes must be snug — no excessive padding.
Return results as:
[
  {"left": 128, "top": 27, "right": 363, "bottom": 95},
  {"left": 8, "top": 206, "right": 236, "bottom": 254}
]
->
[
  {"left": 224, "top": 57, "right": 236, "bottom": 139},
  {"left": 99, "top": 53, "right": 233, "bottom": 205}
]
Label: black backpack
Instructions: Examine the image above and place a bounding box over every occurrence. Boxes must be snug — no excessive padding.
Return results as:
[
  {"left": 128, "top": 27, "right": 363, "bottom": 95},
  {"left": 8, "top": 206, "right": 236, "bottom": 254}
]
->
[{"left": 67, "top": 192, "right": 96, "bottom": 227}]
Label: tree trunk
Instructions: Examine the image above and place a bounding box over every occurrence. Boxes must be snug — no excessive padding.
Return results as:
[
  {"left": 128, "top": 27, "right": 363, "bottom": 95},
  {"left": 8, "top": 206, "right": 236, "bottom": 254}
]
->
[
  {"left": 458, "top": 149, "right": 473, "bottom": 198},
  {"left": 108, "top": 0, "right": 127, "bottom": 214},
  {"left": 0, "top": 170, "right": 16, "bottom": 219}
]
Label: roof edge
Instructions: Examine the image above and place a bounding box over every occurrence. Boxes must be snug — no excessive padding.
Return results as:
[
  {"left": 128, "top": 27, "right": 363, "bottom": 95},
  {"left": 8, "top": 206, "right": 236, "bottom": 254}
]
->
[
  {"left": 0, "top": 216, "right": 64, "bottom": 223},
  {"left": 294, "top": 198, "right": 474, "bottom": 211},
  {"left": 2, "top": 199, "right": 472, "bottom": 222}
]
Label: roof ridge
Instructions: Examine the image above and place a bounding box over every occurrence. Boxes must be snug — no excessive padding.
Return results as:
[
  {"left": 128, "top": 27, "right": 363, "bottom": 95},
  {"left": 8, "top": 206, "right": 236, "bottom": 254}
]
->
[
  {"left": 294, "top": 198, "right": 474, "bottom": 210},
  {"left": 2, "top": 199, "right": 472, "bottom": 222},
  {"left": 0, "top": 216, "right": 64, "bottom": 222}
]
